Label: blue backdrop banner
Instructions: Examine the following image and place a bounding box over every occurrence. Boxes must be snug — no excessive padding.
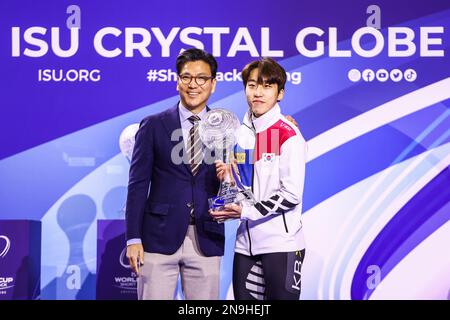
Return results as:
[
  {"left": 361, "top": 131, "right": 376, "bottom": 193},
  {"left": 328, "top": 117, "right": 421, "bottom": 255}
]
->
[{"left": 0, "top": 0, "right": 449, "bottom": 300}]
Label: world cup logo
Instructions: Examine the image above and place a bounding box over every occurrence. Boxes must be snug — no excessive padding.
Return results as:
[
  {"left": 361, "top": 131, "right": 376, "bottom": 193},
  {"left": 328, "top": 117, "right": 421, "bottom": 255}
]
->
[
  {"left": 207, "top": 112, "right": 223, "bottom": 126},
  {"left": 119, "top": 246, "right": 131, "bottom": 269},
  {"left": 0, "top": 235, "right": 11, "bottom": 258}
]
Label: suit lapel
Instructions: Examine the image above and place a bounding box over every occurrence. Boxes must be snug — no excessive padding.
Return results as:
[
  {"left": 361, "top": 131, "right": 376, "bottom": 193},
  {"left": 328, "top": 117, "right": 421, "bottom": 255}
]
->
[
  {"left": 161, "top": 104, "right": 192, "bottom": 175},
  {"left": 161, "top": 105, "right": 182, "bottom": 148}
]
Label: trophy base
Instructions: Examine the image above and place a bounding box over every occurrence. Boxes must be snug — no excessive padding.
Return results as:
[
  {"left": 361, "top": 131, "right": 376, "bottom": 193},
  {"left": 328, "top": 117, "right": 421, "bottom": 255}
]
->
[
  {"left": 208, "top": 190, "right": 255, "bottom": 212},
  {"left": 208, "top": 193, "right": 237, "bottom": 212}
]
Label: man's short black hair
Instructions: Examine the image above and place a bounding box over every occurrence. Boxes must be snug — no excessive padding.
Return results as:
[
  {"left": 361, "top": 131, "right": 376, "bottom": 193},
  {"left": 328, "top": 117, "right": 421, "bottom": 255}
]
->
[
  {"left": 242, "top": 57, "right": 287, "bottom": 93},
  {"left": 176, "top": 48, "right": 218, "bottom": 78}
]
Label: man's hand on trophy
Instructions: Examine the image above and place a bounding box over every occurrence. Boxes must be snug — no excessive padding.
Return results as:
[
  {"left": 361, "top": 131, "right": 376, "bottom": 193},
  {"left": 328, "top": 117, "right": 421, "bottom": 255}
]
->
[
  {"left": 215, "top": 159, "right": 237, "bottom": 182},
  {"left": 285, "top": 115, "right": 299, "bottom": 128},
  {"left": 214, "top": 160, "right": 228, "bottom": 181},
  {"left": 209, "top": 203, "right": 242, "bottom": 222}
]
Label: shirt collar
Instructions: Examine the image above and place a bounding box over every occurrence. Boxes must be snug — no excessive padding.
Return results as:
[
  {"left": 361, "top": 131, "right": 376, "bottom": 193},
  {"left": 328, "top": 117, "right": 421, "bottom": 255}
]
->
[
  {"left": 244, "top": 103, "right": 281, "bottom": 133},
  {"left": 178, "top": 101, "right": 208, "bottom": 123}
]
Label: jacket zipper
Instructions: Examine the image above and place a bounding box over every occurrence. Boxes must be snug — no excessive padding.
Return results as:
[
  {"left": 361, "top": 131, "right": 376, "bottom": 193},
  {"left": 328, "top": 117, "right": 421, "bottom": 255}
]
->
[
  {"left": 245, "top": 220, "right": 253, "bottom": 256},
  {"left": 246, "top": 119, "right": 256, "bottom": 256},
  {"left": 246, "top": 160, "right": 254, "bottom": 256},
  {"left": 282, "top": 213, "right": 289, "bottom": 233}
]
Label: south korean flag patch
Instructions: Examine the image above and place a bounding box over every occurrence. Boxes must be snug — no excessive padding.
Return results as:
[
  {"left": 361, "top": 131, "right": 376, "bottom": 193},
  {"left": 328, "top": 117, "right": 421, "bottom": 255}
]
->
[{"left": 262, "top": 153, "right": 275, "bottom": 163}]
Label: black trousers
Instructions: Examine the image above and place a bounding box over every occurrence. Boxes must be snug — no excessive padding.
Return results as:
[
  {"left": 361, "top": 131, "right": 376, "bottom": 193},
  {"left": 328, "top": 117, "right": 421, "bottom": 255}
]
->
[{"left": 233, "top": 249, "right": 306, "bottom": 300}]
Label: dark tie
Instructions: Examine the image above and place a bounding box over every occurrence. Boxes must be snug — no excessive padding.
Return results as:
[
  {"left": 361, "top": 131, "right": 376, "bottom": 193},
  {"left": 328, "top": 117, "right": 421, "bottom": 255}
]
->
[
  {"left": 187, "top": 115, "right": 202, "bottom": 176},
  {"left": 187, "top": 115, "right": 202, "bottom": 224}
]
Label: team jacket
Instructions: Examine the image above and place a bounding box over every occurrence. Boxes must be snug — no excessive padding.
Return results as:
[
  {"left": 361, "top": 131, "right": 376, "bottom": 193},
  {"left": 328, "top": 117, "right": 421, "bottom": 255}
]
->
[{"left": 234, "top": 104, "right": 307, "bottom": 256}]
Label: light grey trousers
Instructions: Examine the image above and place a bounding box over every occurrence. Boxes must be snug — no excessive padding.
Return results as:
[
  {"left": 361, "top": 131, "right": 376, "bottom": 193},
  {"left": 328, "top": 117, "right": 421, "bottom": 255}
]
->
[{"left": 137, "top": 225, "right": 221, "bottom": 300}]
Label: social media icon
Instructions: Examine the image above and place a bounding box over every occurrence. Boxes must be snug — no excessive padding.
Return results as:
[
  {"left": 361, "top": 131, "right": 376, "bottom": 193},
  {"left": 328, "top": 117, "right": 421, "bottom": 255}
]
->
[
  {"left": 404, "top": 69, "right": 417, "bottom": 82},
  {"left": 348, "top": 69, "right": 361, "bottom": 82},
  {"left": 362, "top": 69, "right": 375, "bottom": 82},
  {"left": 376, "top": 69, "right": 389, "bottom": 82},
  {"left": 390, "top": 69, "right": 403, "bottom": 82}
]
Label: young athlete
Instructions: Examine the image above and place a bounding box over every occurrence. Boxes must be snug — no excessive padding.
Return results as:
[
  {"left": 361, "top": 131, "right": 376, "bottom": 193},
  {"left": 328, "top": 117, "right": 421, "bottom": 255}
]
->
[{"left": 212, "top": 57, "right": 307, "bottom": 300}]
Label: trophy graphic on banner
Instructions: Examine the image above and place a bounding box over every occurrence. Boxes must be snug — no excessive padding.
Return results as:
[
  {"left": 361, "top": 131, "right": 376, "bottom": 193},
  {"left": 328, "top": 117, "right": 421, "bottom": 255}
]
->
[
  {"left": 118, "top": 123, "right": 140, "bottom": 215},
  {"left": 119, "top": 123, "right": 140, "bottom": 164},
  {"left": 199, "top": 109, "right": 255, "bottom": 218}
]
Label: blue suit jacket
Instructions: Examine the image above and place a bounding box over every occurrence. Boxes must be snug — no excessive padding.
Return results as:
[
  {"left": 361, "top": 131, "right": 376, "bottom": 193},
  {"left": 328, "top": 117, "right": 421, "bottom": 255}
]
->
[{"left": 125, "top": 105, "right": 224, "bottom": 256}]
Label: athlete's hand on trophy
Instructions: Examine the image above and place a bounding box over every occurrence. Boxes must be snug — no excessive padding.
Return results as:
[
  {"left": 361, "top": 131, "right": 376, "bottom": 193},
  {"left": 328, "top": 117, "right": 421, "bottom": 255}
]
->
[{"left": 209, "top": 203, "right": 242, "bottom": 222}]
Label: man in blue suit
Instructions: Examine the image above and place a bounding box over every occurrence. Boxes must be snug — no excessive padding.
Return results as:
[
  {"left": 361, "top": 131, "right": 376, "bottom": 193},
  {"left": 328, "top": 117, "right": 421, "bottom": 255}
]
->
[{"left": 125, "top": 48, "right": 223, "bottom": 299}]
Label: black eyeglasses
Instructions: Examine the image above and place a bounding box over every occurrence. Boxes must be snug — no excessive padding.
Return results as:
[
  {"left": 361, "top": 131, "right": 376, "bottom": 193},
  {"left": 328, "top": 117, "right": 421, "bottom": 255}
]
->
[{"left": 179, "top": 74, "right": 213, "bottom": 86}]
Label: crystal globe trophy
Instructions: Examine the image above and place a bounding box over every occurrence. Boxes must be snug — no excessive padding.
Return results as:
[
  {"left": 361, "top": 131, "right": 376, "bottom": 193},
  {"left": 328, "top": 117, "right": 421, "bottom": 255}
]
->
[{"left": 199, "top": 108, "right": 255, "bottom": 214}]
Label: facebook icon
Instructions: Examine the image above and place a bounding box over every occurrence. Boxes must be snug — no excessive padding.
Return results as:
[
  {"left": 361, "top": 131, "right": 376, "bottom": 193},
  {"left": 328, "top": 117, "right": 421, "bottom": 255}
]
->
[{"left": 362, "top": 69, "right": 375, "bottom": 82}]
